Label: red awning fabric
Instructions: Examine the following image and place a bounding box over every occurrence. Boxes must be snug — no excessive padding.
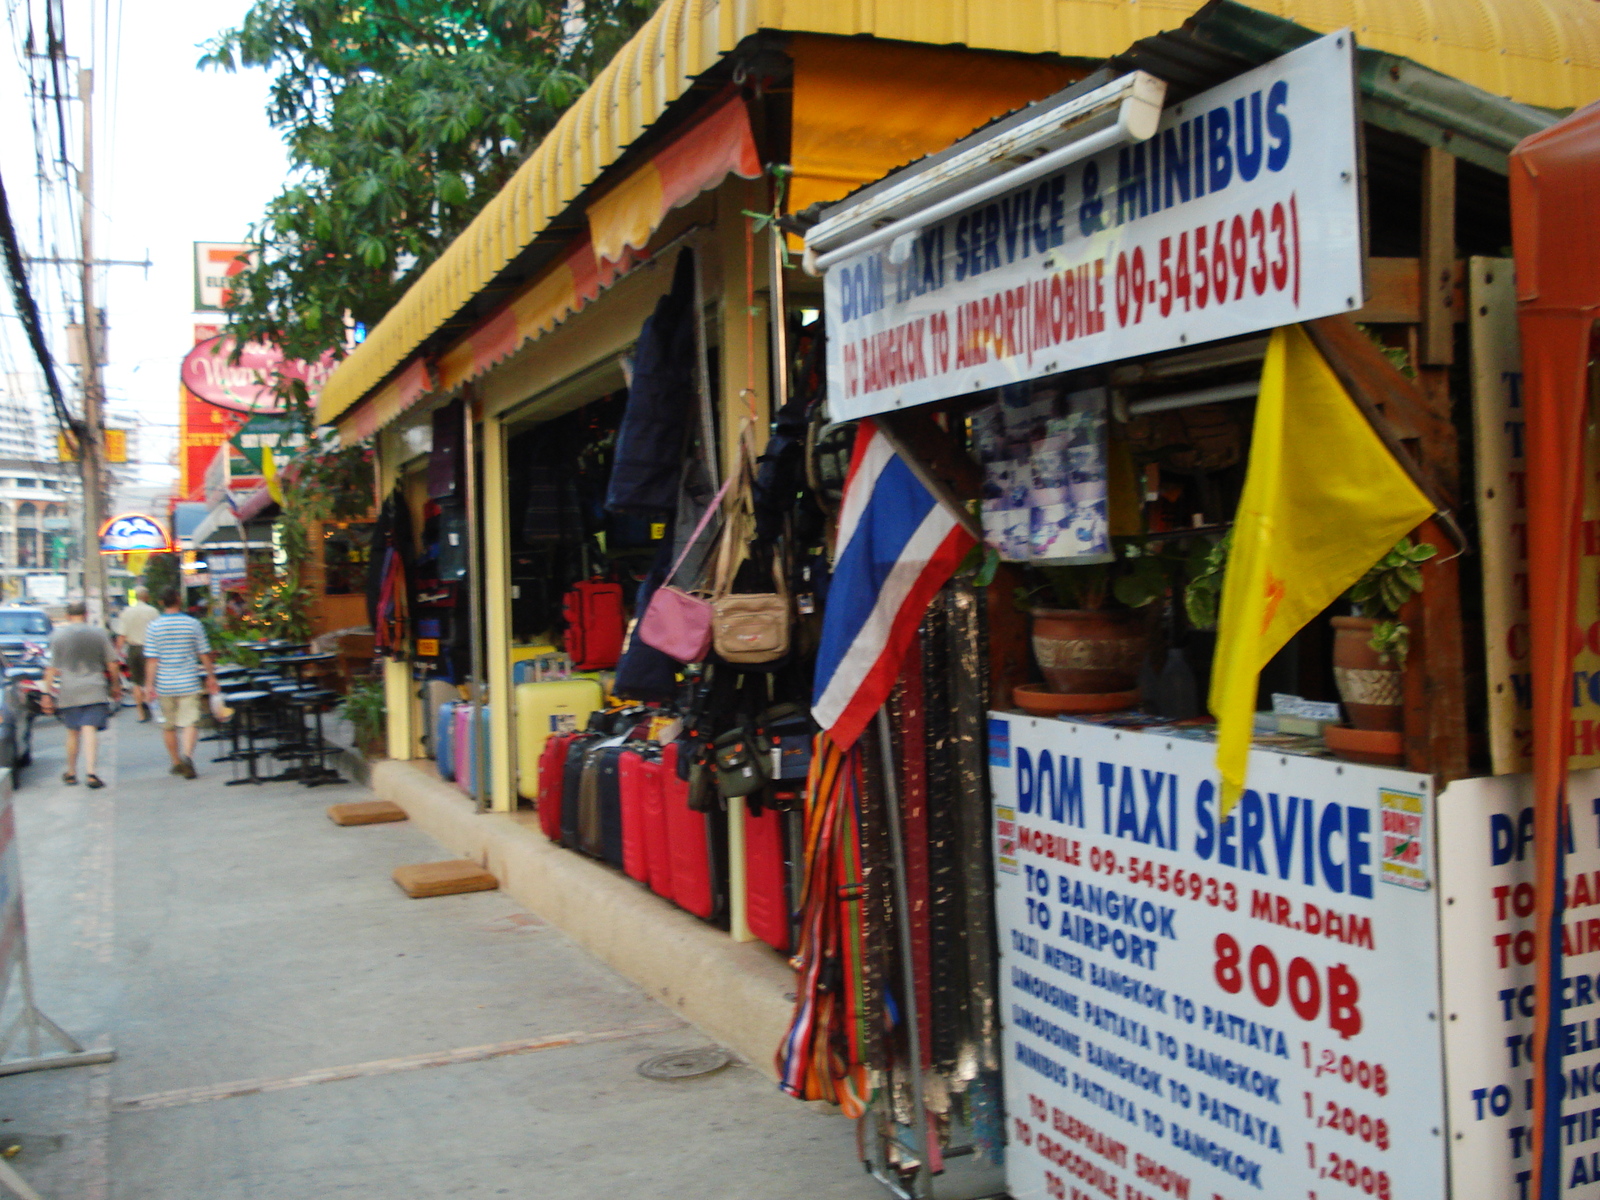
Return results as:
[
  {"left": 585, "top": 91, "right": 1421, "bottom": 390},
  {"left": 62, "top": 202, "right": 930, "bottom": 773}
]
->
[{"left": 1509, "top": 99, "right": 1600, "bottom": 1200}]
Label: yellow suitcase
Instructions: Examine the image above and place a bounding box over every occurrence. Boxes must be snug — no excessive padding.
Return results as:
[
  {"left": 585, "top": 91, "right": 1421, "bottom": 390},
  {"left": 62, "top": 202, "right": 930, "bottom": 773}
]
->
[{"left": 515, "top": 677, "right": 604, "bottom": 799}]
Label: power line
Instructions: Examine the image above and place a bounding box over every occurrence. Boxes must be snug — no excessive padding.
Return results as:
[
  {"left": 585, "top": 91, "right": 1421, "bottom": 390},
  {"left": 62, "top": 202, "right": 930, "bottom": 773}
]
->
[{"left": 0, "top": 164, "right": 75, "bottom": 437}]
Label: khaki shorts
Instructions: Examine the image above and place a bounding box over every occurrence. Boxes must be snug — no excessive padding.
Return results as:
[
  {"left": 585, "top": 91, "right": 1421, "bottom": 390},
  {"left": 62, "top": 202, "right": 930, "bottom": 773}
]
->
[{"left": 158, "top": 693, "right": 202, "bottom": 730}]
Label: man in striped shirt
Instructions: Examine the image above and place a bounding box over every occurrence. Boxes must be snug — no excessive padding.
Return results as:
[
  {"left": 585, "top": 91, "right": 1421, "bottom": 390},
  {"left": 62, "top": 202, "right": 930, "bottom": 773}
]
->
[{"left": 143, "top": 588, "right": 219, "bottom": 780}]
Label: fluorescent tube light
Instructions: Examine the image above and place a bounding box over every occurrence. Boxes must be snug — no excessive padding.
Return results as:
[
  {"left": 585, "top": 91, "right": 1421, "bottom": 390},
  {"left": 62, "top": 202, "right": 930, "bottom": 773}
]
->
[
  {"left": 1125, "top": 381, "right": 1260, "bottom": 417},
  {"left": 806, "top": 71, "right": 1166, "bottom": 273}
]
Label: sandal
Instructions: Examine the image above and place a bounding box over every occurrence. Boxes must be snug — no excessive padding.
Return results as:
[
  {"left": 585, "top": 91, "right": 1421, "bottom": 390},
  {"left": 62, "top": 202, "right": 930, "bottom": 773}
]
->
[
  {"left": 85, "top": 775, "right": 104, "bottom": 789},
  {"left": 62, "top": 773, "right": 76, "bottom": 785}
]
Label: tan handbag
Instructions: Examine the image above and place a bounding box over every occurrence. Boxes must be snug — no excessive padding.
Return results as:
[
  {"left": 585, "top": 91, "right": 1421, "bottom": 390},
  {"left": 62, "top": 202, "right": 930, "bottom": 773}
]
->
[{"left": 711, "top": 434, "right": 791, "bottom": 664}]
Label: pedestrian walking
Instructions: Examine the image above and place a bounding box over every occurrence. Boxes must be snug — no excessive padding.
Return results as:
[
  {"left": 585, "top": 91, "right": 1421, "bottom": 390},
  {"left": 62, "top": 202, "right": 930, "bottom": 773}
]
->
[
  {"left": 143, "top": 587, "right": 219, "bottom": 780},
  {"left": 114, "top": 585, "right": 161, "bottom": 721},
  {"left": 42, "top": 600, "right": 121, "bottom": 788}
]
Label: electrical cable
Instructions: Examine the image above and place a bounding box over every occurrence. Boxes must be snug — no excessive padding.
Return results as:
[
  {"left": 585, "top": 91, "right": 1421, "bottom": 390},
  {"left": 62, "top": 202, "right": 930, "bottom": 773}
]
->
[{"left": 0, "top": 162, "right": 78, "bottom": 437}]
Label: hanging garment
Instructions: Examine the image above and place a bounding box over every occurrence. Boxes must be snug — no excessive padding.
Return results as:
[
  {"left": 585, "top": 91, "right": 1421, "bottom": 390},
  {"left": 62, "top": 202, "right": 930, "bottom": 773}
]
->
[
  {"left": 367, "top": 485, "right": 415, "bottom": 655},
  {"left": 427, "top": 400, "right": 466, "bottom": 501},
  {"left": 606, "top": 249, "right": 698, "bottom": 515}
]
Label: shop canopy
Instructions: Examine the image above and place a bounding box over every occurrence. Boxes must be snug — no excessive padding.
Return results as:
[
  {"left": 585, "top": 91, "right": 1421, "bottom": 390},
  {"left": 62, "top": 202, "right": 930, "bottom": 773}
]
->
[{"left": 316, "top": 0, "right": 1599, "bottom": 441}]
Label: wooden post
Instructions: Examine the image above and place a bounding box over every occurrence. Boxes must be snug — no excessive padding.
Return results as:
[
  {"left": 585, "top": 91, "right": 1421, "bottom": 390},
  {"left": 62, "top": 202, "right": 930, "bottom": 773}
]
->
[
  {"left": 1419, "top": 147, "right": 1457, "bottom": 371},
  {"left": 481, "top": 411, "right": 515, "bottom": 811},
  {"left": 714, "top": 177, "right": 771, "bottom": 944}
]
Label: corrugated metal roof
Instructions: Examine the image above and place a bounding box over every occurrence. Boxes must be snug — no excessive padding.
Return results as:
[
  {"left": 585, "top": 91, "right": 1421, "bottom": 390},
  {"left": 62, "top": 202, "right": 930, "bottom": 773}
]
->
[{"left": 318, "top": 0, "right": 1600, "bottom": 427}]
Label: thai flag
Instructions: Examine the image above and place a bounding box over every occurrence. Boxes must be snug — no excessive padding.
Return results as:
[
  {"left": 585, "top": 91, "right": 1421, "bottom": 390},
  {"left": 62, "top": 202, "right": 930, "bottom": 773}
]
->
[{"left": 812, "top": 421, "right": 976, "bottom": 750}]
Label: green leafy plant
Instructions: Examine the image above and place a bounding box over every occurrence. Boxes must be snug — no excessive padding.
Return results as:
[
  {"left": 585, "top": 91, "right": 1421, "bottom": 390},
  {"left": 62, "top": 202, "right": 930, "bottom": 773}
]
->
[
  {"left": 201, "top": 0, "right": 657, "bottom": 366},
  {"left": 1347, "top": 536, "right": 1437, "bottom": 667},
  {"left": 1026, "top": 538, "right": 1178, "bottom": 612},
  {"left": 1182, "top": 531, "right": 1232, "bottom": 631},
  {"left": 340, "top": 678, "right": 388, "bottom": 756}
]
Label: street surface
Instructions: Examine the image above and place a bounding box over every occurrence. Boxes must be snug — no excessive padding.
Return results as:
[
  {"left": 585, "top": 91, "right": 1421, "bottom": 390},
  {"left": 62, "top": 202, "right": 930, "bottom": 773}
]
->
[{"left": 3, "top": 714, "right": 885, "bottom": 1199}]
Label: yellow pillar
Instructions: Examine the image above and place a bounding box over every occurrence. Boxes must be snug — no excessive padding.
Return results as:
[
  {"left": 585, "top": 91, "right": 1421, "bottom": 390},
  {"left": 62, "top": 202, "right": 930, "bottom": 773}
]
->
[
  {"left": 715, "top": 178, "right": 772, "bottom": 943},
  {"left": 383, "top": 658, "right": 412, "bottom": 760},
  {"left": 481, "top": 411, "right": 515, "bottom": 812},
  {"left": 374, "top": 426, "right": 416, "bottom": 761}
]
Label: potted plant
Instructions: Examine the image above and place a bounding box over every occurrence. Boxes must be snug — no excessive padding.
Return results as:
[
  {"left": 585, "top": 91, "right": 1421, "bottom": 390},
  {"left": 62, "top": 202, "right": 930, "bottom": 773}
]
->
[
  {"left": 1332, "top": 536, "right": 1436, "bottom": 732},
  {"left": 340, "top": 678, "right": 388, "bottom": 759},
  {"left": 1026, "top": 541, "right": 1166, "bottom": 698}
]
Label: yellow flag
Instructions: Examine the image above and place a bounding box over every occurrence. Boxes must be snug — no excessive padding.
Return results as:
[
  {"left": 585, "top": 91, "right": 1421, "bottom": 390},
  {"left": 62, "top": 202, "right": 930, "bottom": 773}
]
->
[
  {"left": 1210, "top": 325, "right": 1434, "bottom": 819},
  {"left": 263, "top": 446, "right": 285, "bottom": 506}
]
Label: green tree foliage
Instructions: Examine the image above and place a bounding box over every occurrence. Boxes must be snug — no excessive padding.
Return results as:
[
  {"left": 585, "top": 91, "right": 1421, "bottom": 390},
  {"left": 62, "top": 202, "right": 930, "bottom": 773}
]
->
[{"left": 202, "top": 0, "right": 657, "bottom": 365}]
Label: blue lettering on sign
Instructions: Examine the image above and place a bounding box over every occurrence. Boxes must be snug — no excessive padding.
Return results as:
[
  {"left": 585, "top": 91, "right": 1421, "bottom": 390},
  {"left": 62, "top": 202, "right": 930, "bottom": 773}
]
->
[
  {"left": 1193, "top": 781, "right": 1373, "bottom": 898},
  {"left": 837, "top": 255, "right": 885, "bottom": 322},
  {"left": 1009, "top": 733, "right": 1378, "bottom": 901},
  {"left": 1015, "top": 747, "right": 1086, "bottom": 826}
]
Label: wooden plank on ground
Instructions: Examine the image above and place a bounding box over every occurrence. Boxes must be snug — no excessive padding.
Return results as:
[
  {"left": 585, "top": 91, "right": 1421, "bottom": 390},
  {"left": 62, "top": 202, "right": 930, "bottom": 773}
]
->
[
  {"left": 327, "top": 800, "right": 407, "bottom": 826},
  {"left": 393, "top": 860, "right": 498, "bottom": 898}
]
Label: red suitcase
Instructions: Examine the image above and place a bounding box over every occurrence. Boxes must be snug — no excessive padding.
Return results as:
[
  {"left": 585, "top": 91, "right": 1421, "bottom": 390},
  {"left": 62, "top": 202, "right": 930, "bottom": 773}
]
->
[
  {"left": 619, "top": 747, "right": 661, "bottom": 884},
  {"left": 743, "top": 803, "right": 790, "bottom": 953},
  {"left": 562, "top": 579, "right": 625, "bottom": 670},
  {"left": 640, "top": 753, "right": 672, "bottom": 899},
  {"left": 537, "top": 731, "right": 582, "bottom": 843},
  {"left": 660, "top": 741, "right": 716, "bottom": 920}
]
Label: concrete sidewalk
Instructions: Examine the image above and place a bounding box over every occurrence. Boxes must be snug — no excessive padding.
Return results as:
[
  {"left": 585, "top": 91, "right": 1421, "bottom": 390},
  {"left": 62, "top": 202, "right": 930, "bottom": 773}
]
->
[{"left": 3, "top": 713, "right": 884, "bottom": 1199}]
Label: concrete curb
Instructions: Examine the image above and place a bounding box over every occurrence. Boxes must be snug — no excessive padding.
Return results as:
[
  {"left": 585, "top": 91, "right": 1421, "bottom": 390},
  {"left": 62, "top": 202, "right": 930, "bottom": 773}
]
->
[{"left": 366, "top": 759, "right": 795, "bottom": 1079}]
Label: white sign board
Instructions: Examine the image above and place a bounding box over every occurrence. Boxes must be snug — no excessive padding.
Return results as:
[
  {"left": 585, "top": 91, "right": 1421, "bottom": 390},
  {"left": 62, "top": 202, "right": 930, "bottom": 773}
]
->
[
  {"left": 989, "top": 715, "right": 1446, "bottom": 1200},
  {"left": 1469, "top": 258, "right": 1600, "bottom": 776},
  {"left": 824, "top": 33, "right": 1364, "bottom": 419},
  {"left": 1438, "top": 772, "right": 1600, "bottom": 1198},
  {"left": 24, "top": 574, "right": 65, "bottom": 603},
  {"left": 192, "top": 241, "right": 255, "bottom": 313}
]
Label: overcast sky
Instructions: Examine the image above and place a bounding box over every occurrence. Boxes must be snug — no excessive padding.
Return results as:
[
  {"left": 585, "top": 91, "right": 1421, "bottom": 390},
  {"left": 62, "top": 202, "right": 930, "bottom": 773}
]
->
[{"left": 0, "top": 0, "right": 287, "bottom": 485}]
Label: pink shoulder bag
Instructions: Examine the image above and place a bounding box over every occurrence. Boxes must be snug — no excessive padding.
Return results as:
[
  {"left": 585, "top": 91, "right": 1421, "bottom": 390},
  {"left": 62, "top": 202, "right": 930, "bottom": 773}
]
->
[{"left": 635, "top": 474, "right": 734, "bottom": 663}]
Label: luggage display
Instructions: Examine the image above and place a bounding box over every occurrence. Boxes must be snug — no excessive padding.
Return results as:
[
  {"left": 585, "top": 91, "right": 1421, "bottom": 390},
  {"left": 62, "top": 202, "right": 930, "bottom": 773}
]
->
[
  {"left": 575, "top": 743, "right": 627, "bottom": 866},
  {"left": 515, "top": 677, "right": 604, "bottom": 799},
  {"left": 537, "top": 730, "right": 582, "bottom": 843},
  {"left": 453, "top": 703, "right": 491, "bottom": 796},
  {"left": 562, "top": 579, "right": 626, "bottom": 670},
  {"left": 560, "top": 733, "right": 605, "bottom": 848},
  {"left": 619, "top": 747, "right": 663, "bottom": 884},
  {"left": 660, "top": 741, "right": 719, "bottom": 921},
  {"left": 435, "top": 700, "right": 458, "bottom": 781},
  {"left": 743, "top": 802, "right": 791, "bottom": 953}
]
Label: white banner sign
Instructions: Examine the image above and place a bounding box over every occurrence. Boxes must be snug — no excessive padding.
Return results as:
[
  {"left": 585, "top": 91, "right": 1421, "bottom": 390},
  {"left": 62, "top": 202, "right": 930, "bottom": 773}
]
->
[
  {"left": 989, "top": 715, "right": 1446, "bottom": 1200},
  {"left": 1438, "top": 772, "right": 1600, "bottom": 1198},
  {"left": 824, "top": 33, "right": 1364, "bottom": 419}
]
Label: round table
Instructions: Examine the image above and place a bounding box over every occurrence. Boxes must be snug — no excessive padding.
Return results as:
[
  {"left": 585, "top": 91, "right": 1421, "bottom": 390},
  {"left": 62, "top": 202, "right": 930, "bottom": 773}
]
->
[{"left": 263, "top": 652, "right": 338, "bottom": 684}]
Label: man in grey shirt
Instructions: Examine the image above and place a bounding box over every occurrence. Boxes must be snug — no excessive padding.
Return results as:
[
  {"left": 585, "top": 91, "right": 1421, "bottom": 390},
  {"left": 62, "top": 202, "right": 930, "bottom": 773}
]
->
[{"left": 43, "top": 601, "right": 122, "bottom": 788}]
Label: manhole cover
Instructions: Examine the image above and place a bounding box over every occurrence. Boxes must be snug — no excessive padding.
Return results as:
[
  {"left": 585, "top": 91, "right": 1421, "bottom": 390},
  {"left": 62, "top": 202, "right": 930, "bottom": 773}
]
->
[{"left": 637, "top": 1047, "right": 732, "bottom": 1080}]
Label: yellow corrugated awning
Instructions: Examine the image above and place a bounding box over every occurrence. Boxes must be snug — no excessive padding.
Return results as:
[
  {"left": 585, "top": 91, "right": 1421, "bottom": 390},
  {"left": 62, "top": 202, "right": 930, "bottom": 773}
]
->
[{"left": 318, "top": 0, "right": 1600, "bottom": 430}]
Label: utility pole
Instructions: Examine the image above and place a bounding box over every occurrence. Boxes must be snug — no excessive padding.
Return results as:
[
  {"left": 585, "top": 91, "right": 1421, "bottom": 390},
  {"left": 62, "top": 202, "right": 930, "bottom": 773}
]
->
[{"left": 76, "top": 67, "right": 107, "bottom": 626}]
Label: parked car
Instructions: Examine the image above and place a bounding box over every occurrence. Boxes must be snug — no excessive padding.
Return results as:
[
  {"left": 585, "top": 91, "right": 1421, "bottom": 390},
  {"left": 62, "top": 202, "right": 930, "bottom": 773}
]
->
[
  {"left": 0, "top": 606, "right": 52, "bottom": 662},
  {"left": 0, "top": 652, "right": 38, "bottom": 780}
]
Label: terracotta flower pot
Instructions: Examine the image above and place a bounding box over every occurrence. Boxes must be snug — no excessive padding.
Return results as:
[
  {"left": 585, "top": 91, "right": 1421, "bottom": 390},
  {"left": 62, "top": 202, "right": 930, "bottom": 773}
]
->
[
  {"left": 1331, "top": 615, "right": 1403, "bottom": 732},
  {"left": 1031, "top": 608, "right": 1147, "bottom": 695}
]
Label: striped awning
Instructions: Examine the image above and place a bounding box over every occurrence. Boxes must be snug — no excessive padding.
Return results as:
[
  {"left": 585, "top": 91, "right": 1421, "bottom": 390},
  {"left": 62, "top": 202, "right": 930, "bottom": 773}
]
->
[{"left": 334, "top": 92, "right": 758, "bottom": 443}]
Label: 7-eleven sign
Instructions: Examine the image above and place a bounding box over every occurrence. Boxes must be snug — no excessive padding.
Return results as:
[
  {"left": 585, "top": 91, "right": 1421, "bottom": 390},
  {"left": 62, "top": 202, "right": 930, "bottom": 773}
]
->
[{"left": 193, "top": 242, "right": 256, "bottom": 312}]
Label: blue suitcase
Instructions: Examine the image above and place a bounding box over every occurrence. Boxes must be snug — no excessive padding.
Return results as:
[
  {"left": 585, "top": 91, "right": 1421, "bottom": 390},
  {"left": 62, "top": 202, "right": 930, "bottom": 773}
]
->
[{"left": 435, "top": 700, "right": 458, "bottom": 780}]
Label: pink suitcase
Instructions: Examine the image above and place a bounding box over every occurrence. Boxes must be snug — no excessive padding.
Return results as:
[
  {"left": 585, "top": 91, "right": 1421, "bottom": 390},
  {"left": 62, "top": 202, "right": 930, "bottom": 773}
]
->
[{"left": 453, "top": 703, "right": 490, "bottom": 795}]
